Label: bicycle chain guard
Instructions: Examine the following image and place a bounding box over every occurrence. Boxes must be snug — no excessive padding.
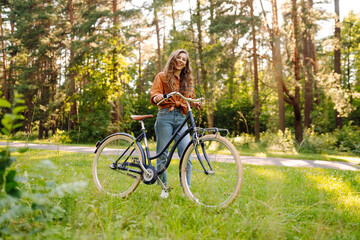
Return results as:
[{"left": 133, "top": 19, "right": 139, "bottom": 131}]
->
[{"left": 142, "top": 165, "right": 158, "bottom": 185}]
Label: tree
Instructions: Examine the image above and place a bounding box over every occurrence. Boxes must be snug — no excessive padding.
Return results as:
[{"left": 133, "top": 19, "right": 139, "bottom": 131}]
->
[
  {"left": 153, "top": 0, "right": 162, "bottom": 72},
  {"left": 290, "top": 0, "right": 303, "bottom": 142},
  {"left": 271, "top": 0, "right": 285, "bottom": 132},
  {"left": 334, "top": 0, "right": 342, "bottom": 128},
  {"left": 261, "top": 0, "right": 303, "bottom": 142},
  {"left": 0, "top": 6, "right": 7, "bottom": 101},
  {"left": 249, "top": 0, "right": 260, "bottom": 141},
  {"left": 68, "top": 0, "right": 77, "bottom": 131},
  {"left": 301, "top": 0, "right": 315, "bottom": 129}
]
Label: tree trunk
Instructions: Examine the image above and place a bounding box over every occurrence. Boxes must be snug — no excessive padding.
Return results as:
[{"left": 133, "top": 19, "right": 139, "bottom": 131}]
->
[
  {"left": 7, "top": 16, "right": 14, "bottom": 102},
  {"left": 334, "top": 0, "right": 342, "bottom": 128},
  {"left": 154, "top": 5, "right": 162, "bottom": 72},
  {"left": 138, "top": 41, "right": 143, "bottom": 97},
  {"left": 302, "top": 0, "right": 314, "bottom": 129},
  {"left": 271, "top": 0, "right": 285, "bottom": 132},
  {"left": 292, "top": 0, "right": 303, "bottom": 143},
  {"left": 39, "top": 119, "right": 44, "bottom": 139},
  {"left": 206, "top": 0, "right": 215, "bottom": 128},
  {"left": 188, "top": 0, "right": 200, "bottom": 86},
  {"left": 312, "top": 36, "right": 320, "bottom": 105},
  {"left": 0, "top": 9, "right": 7, "bottom": 101},
  {"left": 68, "top": 0, "right": 77, "bottom": 131},
  {"left": 250, "top": 0, "right": 260, "bottom": 141},
  {"left": 112, "top": 0, "right": 118, "bottom": 82},
  {"left": 196, "top": 0, "right": 208, "bottom": 122},
  {"left": 170, "top": 0, "right": 176, "bottom": 31}
]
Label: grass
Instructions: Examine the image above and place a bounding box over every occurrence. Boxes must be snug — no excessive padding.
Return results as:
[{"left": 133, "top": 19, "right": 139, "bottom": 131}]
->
[
  {"left": 237, "top": 149, "right": 360, "bottom": 163},
  {"left": 1, "top": 147, "right": 360, "bottom": 239}
]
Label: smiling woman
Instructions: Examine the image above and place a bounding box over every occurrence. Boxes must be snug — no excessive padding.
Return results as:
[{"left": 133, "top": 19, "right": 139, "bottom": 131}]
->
[{"left": 150, "top": 49, "right": 203, "bottom": 198}]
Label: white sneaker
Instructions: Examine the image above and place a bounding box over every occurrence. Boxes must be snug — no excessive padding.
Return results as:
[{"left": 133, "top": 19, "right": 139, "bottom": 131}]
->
[{"left": 160, "top": 190, "right": 169, "bottom": 198}]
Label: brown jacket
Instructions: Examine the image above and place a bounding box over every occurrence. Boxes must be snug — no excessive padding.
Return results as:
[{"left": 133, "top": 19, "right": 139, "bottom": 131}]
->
[{"left": 150, "top": 72, "right": 194, "bottom": 114}]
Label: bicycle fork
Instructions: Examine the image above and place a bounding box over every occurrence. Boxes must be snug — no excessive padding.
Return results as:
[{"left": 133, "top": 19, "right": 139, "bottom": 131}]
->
[{"left": 193, "top": 140, "right": 215, "bottom": 175}]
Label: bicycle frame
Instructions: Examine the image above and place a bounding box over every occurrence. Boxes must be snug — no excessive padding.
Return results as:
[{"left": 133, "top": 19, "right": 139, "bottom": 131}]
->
[
  {"left": 94, "top": 92, "right": 215, "bottom": 179},
  {"left": 132, "top": 106, "right": 197, "bottom": 175},
  {"left": 150, "top": 113, "right": 195, "bottom": 174}
]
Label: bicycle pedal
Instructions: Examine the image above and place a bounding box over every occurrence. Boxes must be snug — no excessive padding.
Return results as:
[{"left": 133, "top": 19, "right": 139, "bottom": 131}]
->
[
  {"left": 165, "top": 186, "right": 173, "bottom": 192},
  {"left": 109, "top": 163, "right": 116, "bottom": 169}
]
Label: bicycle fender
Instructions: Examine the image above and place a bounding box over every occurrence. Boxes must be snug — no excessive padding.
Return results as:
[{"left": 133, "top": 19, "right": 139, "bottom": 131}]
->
[{"left": 94, "top": 132, "right": 137, "bottom": 154}]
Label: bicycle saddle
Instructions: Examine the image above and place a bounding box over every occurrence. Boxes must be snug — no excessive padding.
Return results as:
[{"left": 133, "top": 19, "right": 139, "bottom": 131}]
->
[{"left": 131, "top": 115, "right": 154, "bottom": 121}]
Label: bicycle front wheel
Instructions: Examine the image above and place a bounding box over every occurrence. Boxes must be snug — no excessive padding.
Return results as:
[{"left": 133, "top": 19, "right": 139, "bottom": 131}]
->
[
  {"left": 92, "top": 134, "right": 142, "bottom": 197},
  {"left": 180, "top": 134, "right": 243, "bottom": 208}
]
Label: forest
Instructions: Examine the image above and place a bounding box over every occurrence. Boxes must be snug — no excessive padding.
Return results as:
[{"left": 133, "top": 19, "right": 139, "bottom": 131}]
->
[{"left": 0, "top": 0, "right": 359, "bottom": 153}]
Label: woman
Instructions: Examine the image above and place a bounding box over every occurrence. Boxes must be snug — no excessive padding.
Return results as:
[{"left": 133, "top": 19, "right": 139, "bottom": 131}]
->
[{"left": 150, "top": 49, "right": 202, "bottom": 198}]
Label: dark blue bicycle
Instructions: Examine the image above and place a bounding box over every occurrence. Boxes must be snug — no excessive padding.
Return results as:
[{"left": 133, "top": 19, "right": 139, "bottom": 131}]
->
[{"left": 92, "top": 92, "right": 243, "bottom": 208}]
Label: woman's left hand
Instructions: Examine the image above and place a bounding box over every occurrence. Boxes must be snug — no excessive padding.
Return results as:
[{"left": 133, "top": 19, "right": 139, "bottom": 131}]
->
[{"left": 194, "top": 102, "right": 204, "bottom": 110}]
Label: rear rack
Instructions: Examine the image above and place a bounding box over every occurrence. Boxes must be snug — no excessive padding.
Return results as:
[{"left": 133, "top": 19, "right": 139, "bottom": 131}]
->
[{"left": 198, "top": 128, "right": 229, "bottom": 138}]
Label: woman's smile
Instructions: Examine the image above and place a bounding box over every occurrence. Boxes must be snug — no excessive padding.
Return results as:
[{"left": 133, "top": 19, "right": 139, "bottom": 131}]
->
[{"left": 175, "top": 53, "right": 187, "bottom": 70}]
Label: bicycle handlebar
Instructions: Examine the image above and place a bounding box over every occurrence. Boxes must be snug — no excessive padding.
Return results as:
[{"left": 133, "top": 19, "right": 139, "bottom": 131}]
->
[{"left": 156, "top": 92, "right": 203, "bottom": 106}]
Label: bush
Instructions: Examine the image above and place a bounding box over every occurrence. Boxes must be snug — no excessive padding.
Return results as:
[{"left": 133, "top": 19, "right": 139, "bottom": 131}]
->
[
  {"left": 1, "top": 97, "right": 87, "bottom": 238},
  {"left": 233, "top": 133, "right": 256, "bottom": 150},
  {"left": 260, "top": 129, "right": 297, "bottom": 153},
  {"left": 213, "top": 98, "right": 254, "bottom": 136},
  {"left": 50, "top": 129, "right": 71, "bottom": 144},
  {"left": 298, "top": 127, "right": 337, "bottom": 153},
  {"left": 333, "top": 122, "right": 360, "bottom": 153}
]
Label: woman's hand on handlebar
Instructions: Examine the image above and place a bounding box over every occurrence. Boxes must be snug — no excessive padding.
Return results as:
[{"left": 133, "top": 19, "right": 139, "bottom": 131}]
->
[
  {"left": 193, "top": 102, "right": 204, "bottom": 110},
  {"left": 154, "top": 94, "right": 164, "bottom": 103}
]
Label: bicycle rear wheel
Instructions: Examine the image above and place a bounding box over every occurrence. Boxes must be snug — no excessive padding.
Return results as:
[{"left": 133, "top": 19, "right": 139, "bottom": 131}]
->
[
  {"left": 180, "top": 134, "right": 243, "bottom": 208},
  {"left": 92, "top": 134, "right": 142, "bottom": 197}
]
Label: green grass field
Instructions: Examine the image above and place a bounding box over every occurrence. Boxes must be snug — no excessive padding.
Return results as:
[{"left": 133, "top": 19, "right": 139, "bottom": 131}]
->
[{"left": 1, "top": 148, "right": 360, "bottom": 239}]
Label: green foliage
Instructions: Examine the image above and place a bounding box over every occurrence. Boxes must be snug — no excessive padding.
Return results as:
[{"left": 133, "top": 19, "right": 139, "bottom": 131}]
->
[
  {"left": 0, "top": 159, "right": 87, "bottom": 238},
  {"left": 213, "top": 97, "right": 254, "bottom": 136},
  {"left": 260, "top": 129, "right": 297, "bottom": 153},
  {"left": 0, "top": 94, "right": 25, "bottom": 135},
  {"left": 71, "top": 81, "right": 111, "bottom": 143},
  {"left": 1, "top": 0, "right": 360, "bottom": 146},
  {"left": 0, "top": 149, "right": 17, "bottom": 195},
  {"left": 333, "top": 122, "right": 360, "bottom": 153},
  {"left": 1, "top": 98, "right": 87, "bottom": 238},
  {"left": 130, "top": 95, "right": 158, "bottom": 139},
  {"left": 50, "top": 129, "right": 71, "bottom": 144},
  {"left": 298, "top": 127, "right": 337, "bottom": 153},
  {"left": 0, "top": 96, "right": 26, "bottom": 197}
]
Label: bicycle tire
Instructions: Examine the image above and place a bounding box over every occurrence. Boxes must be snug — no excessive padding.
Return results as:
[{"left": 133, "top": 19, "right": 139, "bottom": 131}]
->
[
  {"left": 92, "top": 134, "right": 142, "bottom": 197},
  {"left": 180, "top": 134, "right": 243, "bottom": 208}
]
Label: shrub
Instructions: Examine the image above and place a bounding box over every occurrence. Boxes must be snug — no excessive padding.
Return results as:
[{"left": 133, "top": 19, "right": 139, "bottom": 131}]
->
[
  {"left": 260, "top": 129, "right": 297, "bottom": 153},
  {"left": 333, "top": 122, "right": 360, "bottom": 153},
  {"left": 50, "top": 129, "right": 71, "bottom": 144},
  {"left": 1, "top": 97, "right": 87, "bottom": 238},
  {"left": 298, "top": 127, "right": 337, "bottom": 153},
  {"left": 233, "top": 133, "right": 256, "bottom": 149}
]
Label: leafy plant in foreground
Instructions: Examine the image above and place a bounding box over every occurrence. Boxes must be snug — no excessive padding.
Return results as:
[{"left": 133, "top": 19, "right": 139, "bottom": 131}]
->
[
  {"left": 0, "top": 96, "right": 87, "bottom": 238},
  {"left": 0, "top": 95, "right": 26, "bottom": 197}
]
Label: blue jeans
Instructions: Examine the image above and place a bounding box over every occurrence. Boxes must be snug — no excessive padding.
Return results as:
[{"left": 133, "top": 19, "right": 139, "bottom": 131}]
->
[{"left": 155, "top": 108, "right": 192, "bottom": 187}]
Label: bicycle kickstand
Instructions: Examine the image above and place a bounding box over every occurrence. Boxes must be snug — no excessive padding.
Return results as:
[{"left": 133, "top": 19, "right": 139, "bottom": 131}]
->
[{"left": 156, "top": 177, "right": 172, "bottom": 192}]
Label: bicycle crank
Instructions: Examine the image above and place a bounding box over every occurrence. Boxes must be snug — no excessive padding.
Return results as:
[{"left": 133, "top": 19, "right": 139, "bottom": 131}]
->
[{"left": 142, "top": 165, "right": 158, "bottom": 185}]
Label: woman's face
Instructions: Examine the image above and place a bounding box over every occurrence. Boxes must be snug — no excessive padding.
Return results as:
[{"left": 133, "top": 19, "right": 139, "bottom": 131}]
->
[{"left": 174, "top": 52, "right": 188, "bottom": 71}]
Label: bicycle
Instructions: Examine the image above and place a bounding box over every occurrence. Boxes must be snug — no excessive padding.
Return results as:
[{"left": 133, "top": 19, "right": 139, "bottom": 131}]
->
[{"left": 92, "top": 91, "right": 243, "bottom": 208}]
